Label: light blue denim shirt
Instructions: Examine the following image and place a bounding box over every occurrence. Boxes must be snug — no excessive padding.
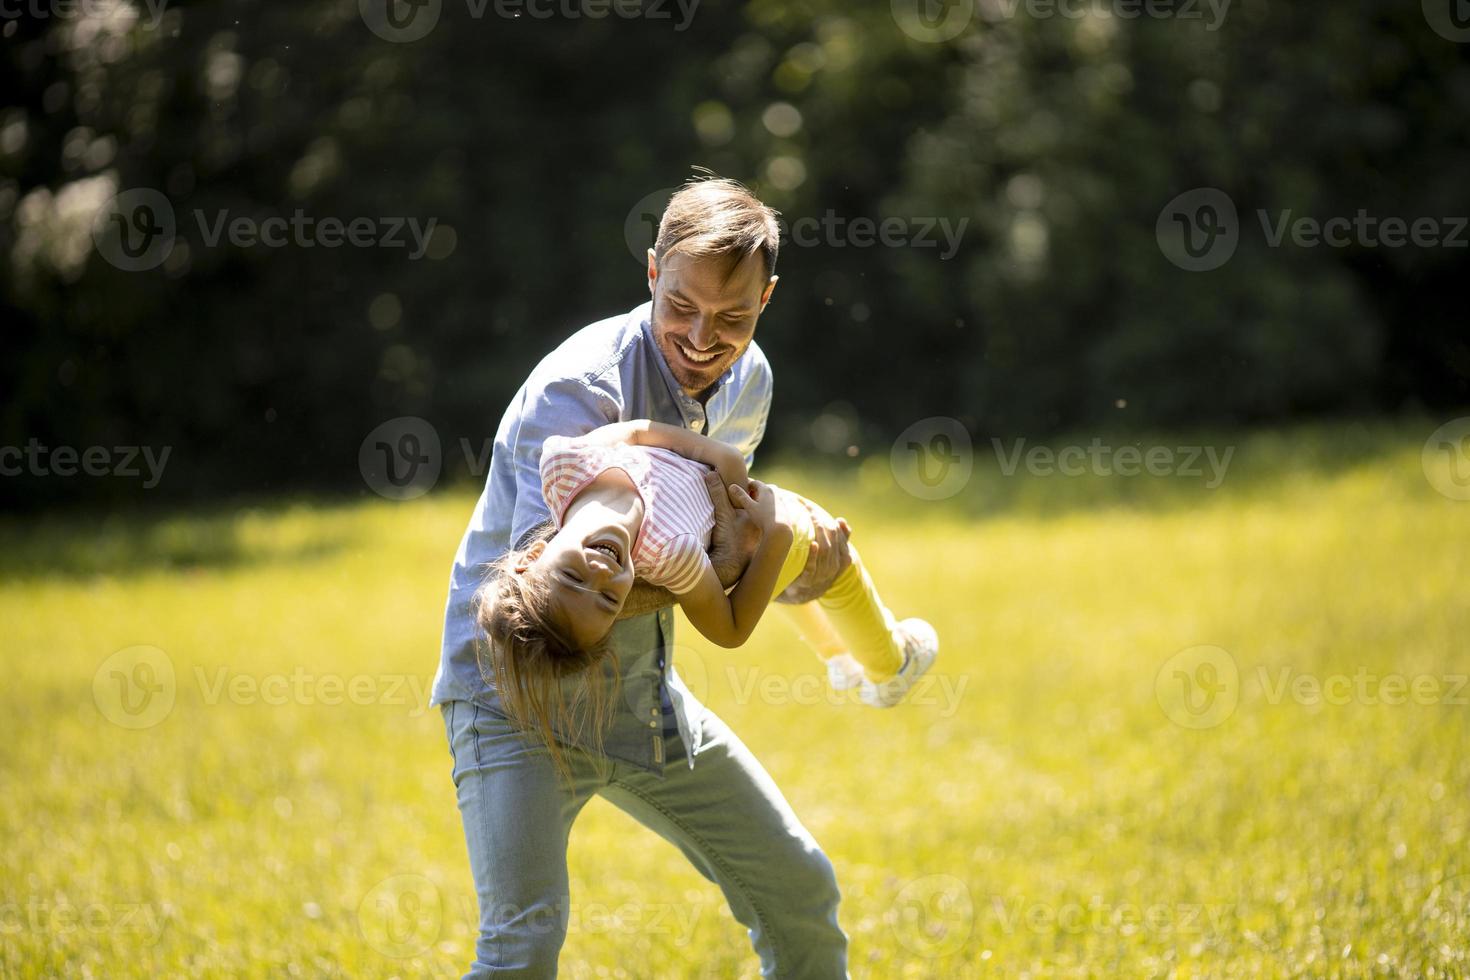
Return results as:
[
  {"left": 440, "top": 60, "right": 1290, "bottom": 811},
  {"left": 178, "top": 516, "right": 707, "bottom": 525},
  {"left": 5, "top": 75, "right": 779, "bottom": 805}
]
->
[{"left": 431, "top": 301, "right": 773, "bottom": 774}]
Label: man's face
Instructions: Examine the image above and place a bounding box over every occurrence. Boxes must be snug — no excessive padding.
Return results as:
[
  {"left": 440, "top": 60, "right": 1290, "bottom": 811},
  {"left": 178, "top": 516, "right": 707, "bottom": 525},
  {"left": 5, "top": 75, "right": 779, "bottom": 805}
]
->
[{"left": 647, "top": 248, "right": 778, "bottom": 400}]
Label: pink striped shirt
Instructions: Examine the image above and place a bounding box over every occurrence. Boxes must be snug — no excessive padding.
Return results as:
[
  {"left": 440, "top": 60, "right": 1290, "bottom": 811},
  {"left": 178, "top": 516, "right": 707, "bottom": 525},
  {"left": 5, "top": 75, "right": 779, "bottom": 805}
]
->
[{"left": 540, "top": 434, "right": 716, "bottom": 595}]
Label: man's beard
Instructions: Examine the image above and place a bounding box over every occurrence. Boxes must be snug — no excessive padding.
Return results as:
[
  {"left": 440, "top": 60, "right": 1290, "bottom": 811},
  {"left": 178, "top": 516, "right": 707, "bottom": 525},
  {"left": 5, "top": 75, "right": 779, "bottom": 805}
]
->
[{"left": 657, "top": 329, "right": 747, "bottom": 396}]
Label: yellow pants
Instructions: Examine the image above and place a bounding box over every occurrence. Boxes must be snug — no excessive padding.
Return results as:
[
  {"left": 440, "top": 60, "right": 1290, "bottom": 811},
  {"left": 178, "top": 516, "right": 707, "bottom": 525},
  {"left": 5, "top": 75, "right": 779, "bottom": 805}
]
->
[{"left": 768, "top": 487, "right": 905, "bottom": 681}]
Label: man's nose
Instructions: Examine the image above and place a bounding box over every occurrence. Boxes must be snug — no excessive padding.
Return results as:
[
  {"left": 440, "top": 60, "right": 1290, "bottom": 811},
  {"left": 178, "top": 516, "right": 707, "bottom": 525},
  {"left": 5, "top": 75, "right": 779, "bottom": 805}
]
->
[{"left": 687, "top": 315, "right": 718, "bottom": 350}]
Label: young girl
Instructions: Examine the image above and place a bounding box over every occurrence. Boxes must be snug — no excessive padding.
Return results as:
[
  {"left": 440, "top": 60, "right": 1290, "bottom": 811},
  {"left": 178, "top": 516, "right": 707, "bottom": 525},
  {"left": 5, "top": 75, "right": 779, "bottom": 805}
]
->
[{"left": 476, "top": 420, "right": 938, "bottom": 758}]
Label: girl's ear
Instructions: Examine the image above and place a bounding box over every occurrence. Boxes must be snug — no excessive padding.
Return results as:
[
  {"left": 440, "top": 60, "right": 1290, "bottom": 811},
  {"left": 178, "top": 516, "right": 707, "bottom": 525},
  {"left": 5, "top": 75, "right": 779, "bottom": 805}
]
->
[{"left": 513, "top": 539, "right": 547, "bottom": 574}]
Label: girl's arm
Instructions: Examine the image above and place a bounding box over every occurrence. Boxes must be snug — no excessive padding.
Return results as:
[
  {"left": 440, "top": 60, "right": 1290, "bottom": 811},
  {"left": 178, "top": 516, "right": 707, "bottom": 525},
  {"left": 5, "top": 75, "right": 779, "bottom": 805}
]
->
[
  {"left": 576, "top": 420, "right": 748, "bottom": 490},
  {"left": 676, "top": 481, "right": 793, "bottom": 648}
]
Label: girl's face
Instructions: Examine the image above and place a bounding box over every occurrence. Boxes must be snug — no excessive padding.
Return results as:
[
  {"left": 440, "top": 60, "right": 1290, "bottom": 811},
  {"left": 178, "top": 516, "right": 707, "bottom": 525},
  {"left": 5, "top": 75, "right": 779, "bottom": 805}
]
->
[{"left": 517, "top": 525, "right": 635, "bottom": 649}]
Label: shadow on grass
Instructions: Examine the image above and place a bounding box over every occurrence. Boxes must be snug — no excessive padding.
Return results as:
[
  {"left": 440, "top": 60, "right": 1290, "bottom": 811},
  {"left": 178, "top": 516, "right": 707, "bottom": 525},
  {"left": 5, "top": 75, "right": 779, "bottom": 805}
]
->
[
  {"left": 770, "top": 417, "right": 1443, "bottom": 525},
  {"left": 0, "top": 417, "right": 1452, "bottom": 581},
  {"left": 0, "top": 497, "right": 358, "bottom": 582}
]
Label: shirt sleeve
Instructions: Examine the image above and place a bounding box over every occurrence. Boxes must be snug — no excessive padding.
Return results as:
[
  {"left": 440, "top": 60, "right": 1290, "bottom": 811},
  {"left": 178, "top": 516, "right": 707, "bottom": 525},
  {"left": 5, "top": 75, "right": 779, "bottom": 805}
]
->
[
  {"left": 508, "top": 377, "right": 615, "bottom": 550},
  {"left": 538, "top": 435, "right": 591, "bottom": 523},
  {"left": 658, "top": 533, "right": 713, "bottom": 596}
]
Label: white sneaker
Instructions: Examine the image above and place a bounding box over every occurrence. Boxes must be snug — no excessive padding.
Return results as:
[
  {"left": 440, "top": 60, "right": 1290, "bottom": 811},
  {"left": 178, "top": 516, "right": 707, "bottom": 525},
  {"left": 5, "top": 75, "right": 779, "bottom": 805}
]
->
[
  {"left": 825, "top": 653, "right": 864, "bottom": 692},
  {"left": 859, "top": 618, "right": 939, "bottom": 708}
]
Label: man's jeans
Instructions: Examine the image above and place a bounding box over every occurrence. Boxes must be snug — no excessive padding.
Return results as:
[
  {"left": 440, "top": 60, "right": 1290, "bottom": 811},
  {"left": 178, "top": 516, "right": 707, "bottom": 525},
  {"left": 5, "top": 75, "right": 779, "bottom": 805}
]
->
[{"left": 442, "top": 700, "right": 849, "bottom": 978}]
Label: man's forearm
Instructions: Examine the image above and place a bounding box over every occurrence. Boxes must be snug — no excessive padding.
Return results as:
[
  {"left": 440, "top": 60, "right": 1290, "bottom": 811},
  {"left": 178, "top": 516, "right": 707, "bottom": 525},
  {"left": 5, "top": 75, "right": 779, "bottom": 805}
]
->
[
  {"left": 618, "top": 544, "right": 748, "bottom": 619},
  {"left": 618, "top": 580, "right": 678, "bottom": 618}
]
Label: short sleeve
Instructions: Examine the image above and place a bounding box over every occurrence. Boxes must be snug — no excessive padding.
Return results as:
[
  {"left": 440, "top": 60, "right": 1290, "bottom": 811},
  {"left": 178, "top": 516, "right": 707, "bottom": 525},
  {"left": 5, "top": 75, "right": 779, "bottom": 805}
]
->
[
  {"left": 538, "top": 435, "right": 600, "bottom": 522},
  {"left": 657, "top": 533, "right": 712, "bottom": 595},
  {"left": 508, "top": 378, "right": 615, "bottom": 549}
]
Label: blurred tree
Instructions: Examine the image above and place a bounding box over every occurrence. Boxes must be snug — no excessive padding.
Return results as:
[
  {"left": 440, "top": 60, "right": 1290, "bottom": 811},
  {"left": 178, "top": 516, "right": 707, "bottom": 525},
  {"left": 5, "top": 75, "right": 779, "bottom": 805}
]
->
[{"left": 1, "top": 0, "right": 1466, "bottom": 507}]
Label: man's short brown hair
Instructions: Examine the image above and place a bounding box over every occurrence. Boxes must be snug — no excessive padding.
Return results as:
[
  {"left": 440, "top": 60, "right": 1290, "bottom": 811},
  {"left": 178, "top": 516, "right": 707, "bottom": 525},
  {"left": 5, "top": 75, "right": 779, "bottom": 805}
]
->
[{"left": 654, "top": 177, "right": 780, "bottom": 279}]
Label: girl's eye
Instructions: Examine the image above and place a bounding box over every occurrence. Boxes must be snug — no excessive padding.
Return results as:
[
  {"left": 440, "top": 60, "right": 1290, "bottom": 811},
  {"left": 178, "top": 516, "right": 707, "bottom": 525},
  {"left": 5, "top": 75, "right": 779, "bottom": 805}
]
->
[
  {"left": 603, "top": 593, "right": 616, "bottom": 603},
  {"left": 567, "top": 571, "right": 583, "bottom": 583}
]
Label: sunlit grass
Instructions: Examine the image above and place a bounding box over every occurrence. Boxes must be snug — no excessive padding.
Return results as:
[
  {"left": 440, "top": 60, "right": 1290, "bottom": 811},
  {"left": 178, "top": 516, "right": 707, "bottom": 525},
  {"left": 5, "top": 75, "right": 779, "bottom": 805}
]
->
[{"left": 3, "top": 420, "right": 1468, "bottom": 977}]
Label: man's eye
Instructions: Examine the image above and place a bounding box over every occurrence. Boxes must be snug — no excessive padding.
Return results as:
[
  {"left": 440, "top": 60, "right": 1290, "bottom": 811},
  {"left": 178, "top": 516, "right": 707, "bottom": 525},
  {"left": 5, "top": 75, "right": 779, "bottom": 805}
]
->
[
  {"left": 567, "top": 571, "right": 583, "bottom": 583},
  {"left": 603, "top": 593, "right": 616, "bottom": 603}
]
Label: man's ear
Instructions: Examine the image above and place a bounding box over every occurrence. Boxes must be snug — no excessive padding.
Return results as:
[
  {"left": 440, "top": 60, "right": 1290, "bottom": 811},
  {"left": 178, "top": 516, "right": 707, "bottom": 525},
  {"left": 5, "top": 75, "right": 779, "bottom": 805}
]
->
[
  {"left": 646, "top": 248, "right": 658, "bottom": 296},
  {"left": 513, "top": 539, "right": 547, "bottom": 573},
  {"left": 759, "top": 275, "right": 779, "bottom": 310}
]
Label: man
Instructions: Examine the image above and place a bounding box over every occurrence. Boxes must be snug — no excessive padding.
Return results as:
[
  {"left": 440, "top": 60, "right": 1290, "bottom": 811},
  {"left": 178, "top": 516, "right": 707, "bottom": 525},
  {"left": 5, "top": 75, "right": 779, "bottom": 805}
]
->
[{"left": 430, "top": 178, "right": 853, "bottom": 977}]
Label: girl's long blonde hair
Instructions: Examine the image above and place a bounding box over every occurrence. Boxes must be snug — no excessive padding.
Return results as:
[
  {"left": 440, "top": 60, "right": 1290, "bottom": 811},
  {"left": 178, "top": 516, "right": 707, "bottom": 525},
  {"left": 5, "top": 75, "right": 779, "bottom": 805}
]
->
[{"left": 473, "top": 523, "right": 621, "bottom": 782}]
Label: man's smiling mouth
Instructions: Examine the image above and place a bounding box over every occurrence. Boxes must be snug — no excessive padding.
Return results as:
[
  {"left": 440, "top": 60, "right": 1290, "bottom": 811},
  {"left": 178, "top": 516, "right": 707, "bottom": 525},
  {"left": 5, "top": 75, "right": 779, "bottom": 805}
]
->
[{"left": 676, "top": 339, "right": 722, "bottom": 365}]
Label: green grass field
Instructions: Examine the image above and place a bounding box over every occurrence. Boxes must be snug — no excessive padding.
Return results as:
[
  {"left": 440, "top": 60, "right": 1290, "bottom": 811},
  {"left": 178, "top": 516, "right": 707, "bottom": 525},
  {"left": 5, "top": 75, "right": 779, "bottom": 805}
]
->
[{"left": 3, "top": 420, "right": 1468, "bottom": 978}]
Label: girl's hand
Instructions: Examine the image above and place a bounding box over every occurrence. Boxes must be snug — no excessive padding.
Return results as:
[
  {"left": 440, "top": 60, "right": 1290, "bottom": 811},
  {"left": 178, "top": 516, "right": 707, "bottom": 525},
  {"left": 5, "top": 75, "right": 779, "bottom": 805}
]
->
[{"left": 728, "top": 479, "right": 778, "bottom": 532}]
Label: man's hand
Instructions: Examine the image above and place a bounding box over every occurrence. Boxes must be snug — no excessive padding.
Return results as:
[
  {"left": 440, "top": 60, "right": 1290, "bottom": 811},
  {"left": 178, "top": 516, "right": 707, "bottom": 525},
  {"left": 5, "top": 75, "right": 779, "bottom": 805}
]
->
[
  {"left": 774, "top": 497, "right": 851, "bottom": 604},
  {"left": 704, "top": 470, "right": 760, "bottom": 590}
]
